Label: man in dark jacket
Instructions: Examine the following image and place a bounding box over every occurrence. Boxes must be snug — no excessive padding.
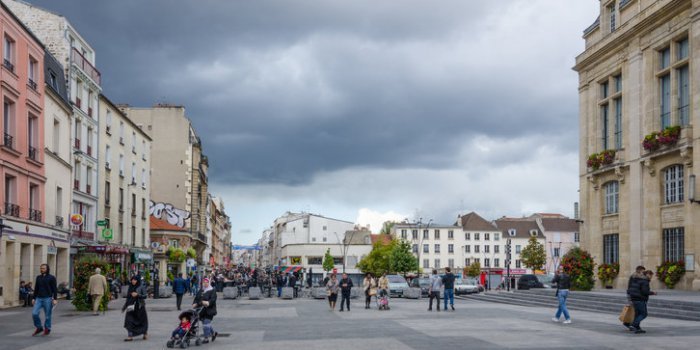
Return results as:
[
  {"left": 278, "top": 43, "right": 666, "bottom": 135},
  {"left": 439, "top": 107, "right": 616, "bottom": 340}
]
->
[
  {"left": 338, "top": 273, "right": 354, "bottom": 311},
  {"left": 623, "top": 266, "right": 646, "bottom": 329},
  {"left": 276, "top": 273, "right": 286, "bottom": 297},
  {"left": 442, "top": 267, "right": 456, "bottom": 311},
  {"left": 31, "top": 264, "right": 58, "bottom": 336},
  {"left": 288, "top": 273, "right": 298, "bottom": 298},
  {"left": 627, "top": 270, "right": 655, "bottom": 333},
  {"left": 173, "top": 273, "right": 188, "bottom": 310}
]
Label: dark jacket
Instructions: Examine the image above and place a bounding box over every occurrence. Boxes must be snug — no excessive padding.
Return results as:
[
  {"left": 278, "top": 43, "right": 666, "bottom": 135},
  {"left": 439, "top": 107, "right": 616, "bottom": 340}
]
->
[
  {"left": 34, "top": 273, "right": 57, "bottom": 300},
  {"left": 442, "top": 273, "right": 456, "bottom": 289},
  {"left": 122, "top": 282, "right": 147, "bottom": 311},
  {"left": 339, "top": 277, "right": 354, "bottom": 295},
  {"left": 194, "top": 288, "right": 217, "bottom": 320},
  {"left": 276, "top": 275, "right": 286, "bottom": 287},
  {"left": 552, "top": 273, "right": 571, "bottom": 290},
  {"left": 288, "top": 275, "right": 297, "bottom": 288},
  {"left": 627, "top": 272, "right": 651, "bottom": 302},
  {"left": 173, "top": 277, "right": 188, "bottom": 294}
]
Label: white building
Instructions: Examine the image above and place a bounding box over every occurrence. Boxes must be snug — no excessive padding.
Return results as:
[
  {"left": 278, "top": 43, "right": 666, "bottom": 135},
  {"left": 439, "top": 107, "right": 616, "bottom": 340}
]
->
[
  {"left": 392, "top": 222, "right": 465, "bottom": 273},
  {"left": 531, "top": 214, "right": 581, "bottom": 273}
]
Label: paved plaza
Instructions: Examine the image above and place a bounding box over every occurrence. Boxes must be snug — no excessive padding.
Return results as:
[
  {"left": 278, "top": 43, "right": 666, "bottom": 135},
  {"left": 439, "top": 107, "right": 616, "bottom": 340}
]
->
[{"left": 1, "top": 293, "right": 699, "bottom": 350}]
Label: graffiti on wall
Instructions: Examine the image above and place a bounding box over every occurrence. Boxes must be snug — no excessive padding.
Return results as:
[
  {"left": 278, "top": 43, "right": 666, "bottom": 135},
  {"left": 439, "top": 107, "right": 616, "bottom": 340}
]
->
[{"left": 149, "top": 200, "right": 191, "bottom": 228}]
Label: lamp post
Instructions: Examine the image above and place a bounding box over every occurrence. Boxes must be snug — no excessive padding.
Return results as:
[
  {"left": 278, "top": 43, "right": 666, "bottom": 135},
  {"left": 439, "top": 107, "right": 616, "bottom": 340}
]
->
[
  {"left": 415, "top": 218, "right": 432, "bottom": 277},
  {"left": 334, "top": 230, "right": 358, "bottom": 274}
]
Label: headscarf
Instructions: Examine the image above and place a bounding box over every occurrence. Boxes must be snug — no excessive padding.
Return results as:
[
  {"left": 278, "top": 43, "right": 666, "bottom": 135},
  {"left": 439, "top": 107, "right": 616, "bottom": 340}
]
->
[{"left": 203, "top": 277, "right": 214, "bottom": 293}]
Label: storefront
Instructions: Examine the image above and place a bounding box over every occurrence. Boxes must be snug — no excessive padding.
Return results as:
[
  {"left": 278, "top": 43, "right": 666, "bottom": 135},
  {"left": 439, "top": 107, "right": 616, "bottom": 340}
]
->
[{"left": 73, "top": 244, "right": 129, "bottom": 279}]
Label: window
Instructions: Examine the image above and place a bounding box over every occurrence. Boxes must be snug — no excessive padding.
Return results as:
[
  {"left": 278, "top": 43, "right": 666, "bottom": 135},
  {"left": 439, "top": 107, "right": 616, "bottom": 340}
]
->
[
  {"left": 465, "top": 245, "right": 470, "bottom": 253},
  {"left": 423, "top": 259, "right": 429, "bottom": 269},
  {"left": 494, "top": 245, "right": 500, "bottom": 253},
  {"left": 86, "top": 127, "right": 93, "bottom": 155},
  {"left": 474, "top": 245, "right": 480, "bottom": 253},
  {"left": 28, "top": 56, "right": 38, "bottom": 89},
  {"left": 141, "top": 169, "right": 146, "bottom": 187},
  {"left": 448, "top": 244, "right": 454, "bottom": 254},
  {"left": 52, "top": 119, "right": 60, "bottom": 153},
  {"left": 516, "top": 245, "right": 521, "bottom": 254},
  {"left": 608, "top": 2, "right": 616, "bottom": 32},
  {"left": 307, "top": 257, "right": 323, "bottom": 265},
  {"left": 494, "top": 258, "right": 500, "bottom": 268},
  {"left": 614, "top": 97, "right": 622, "bottom": 149},
  {"left": 412, "top": 244, "right": 418, "bottom": 254},
  {"left": 473, "top": 258, "right": 480, "bottom": 266},
  {"left": 485, "top": 233, "right": 490, "bottom": 241},
  {"left": 169, "top": 239, "right": 179, "bottom": 248},
  {"left": 434, "top": 229, "right": 440, "bottom": 240},
  {"left": 660, "top": 47, "right": 671, "bottom": 69},
  {"left": 494, "top": 233, "right": 500, "bottom": 241},
  {"left": 448, "top": 230, "right": 454, "bottom": 239},
  {"left": 475, "top": 233, "right": 480, "bottom": 240},
  {"left": 27, "top": 114, "right": 38, "bottom": 159},
  {"left": 678, "top": 65, "right": 690, "bottom": 126},
  {"left": 423, "top": 244, "right": 429, "bottom": 253},
  {"left": 484, "top": 245, "right": 490, "bottom": 253},
  {"left": 605, "top": 181, "right": 619, "bottom": 214},
  {"left": 3, "top": 36, "right": 14, "bottom": 71},
  {"left": 412, "top": 230, "right": 418, "bottom": 240},
  {"left": 86, "top": 166, "right": 92, "bottom": 194},
  {"left": 603, "top": 234, "right": 619, "bottom": 264},
  {"left": 434, "top": 244, "right": 440, "bottom": 253},
  {"left": 49, "top": 72, "right": 57, "bottom": 90},
  {"left": 119, "top": 121, "right": 124, "bottom": 140},
  {"left": 516, "top": 260, "right": 522, "bottom": 268},
  {"left": 322, "top": 225, "right": 327, "bottom": 231},
  {"left": 132, "top": 131, "right": 137, "bottom": 153},
  {"left": 660, "top": 73, "right": 671, "bottom": 128},
  {"left": 105, "top": 145, "right": 111, "bottom": 168},
  {"left": 448, "top": 259, "right": 454, "bottom": 268},
  {"left": 553, "top": 248, "right": 560, "bottom": 258},
  {"left": 104, "top": 181, "right": 111, "bottom": 205},
  {"left": 575, "top": 232, "right": 580, "bottom": 243},
  {"left": 401, "top": 229, "right": 407, "bottom": 239},
  {"left": 423, "top": 230, "right": 429, "bottom": 239},
  {"left": 465, "top": 258, "right": 471, "bottom": 266},
  {"left": 657, "top": 40, "right": 690, "bottom": 129},
  {"left": 508, "top": 229, "right": 516, "bottom": 237},
  {"left": 663, "top": 227, "right": 684, "bottom": 262},
  {"left": 106, "top": 111, "right": 112, "bottom": 133},
  {"left": 3, "top": 99, "right": 14, "bottom": 147},
  {"left": 119, "top": 154, "right": 125, "bottom": 176},
  {"left": 465, "top": 232, "right": 471, "bottom": 240},
  {"left": 142, "top": 140, "right": 146, "bottom": 159},
  {"left": 664, "top": 165, "right": 684, "bottom": 204},
  {"left": 677, "top": 38, "right": 689, "bottom": 60},
  {"left": 601, "top": 104, "right": 609, "bottom": 149},
  {"left": 484, "top": 258, "right": 490, "bottom": 267},
  {"left": 119, "top": 187, "right": 124, "bottom": 211},
  {"left": 434, "top": 259, "right": 440, "bottom": 268}
]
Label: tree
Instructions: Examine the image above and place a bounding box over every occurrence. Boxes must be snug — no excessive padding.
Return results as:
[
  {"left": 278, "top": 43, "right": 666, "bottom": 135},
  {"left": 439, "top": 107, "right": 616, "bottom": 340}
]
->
[
  {"left": 466, "top": 261, "right": 482, "bottom": 278},
  {"left": 390, "top": 239, "right": 419, "bottom": 276},
  {"left": 380, "top": 221, "right": 396, "bottom": 235},
  {"left": 322, "top": 248, "right": 335, "bottom": 272},
  {"left": 520, "top": 236, "right": 546, "bottom": 271},
  {"left": 357, "top": 239, "right": 396, "bottom": 276}
]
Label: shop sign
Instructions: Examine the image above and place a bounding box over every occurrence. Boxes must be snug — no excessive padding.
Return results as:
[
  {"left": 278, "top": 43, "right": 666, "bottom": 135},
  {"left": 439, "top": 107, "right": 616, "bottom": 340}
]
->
[
  {"left": 47, "top": 246, "right": 58, "bottom": 254},
  {"left": 136, "top": 252, "right": 153, "bottom": 260},
  {"left": 70, "top": 214, "right": 84, "bottom": 226},
  {"left": 101, "top": 228, "right": 113, "bottom": 240},
  {"left": 509, "top": 269, "right": 527, "bottom": 275},
  {"left": 187, "top": 258, "right": 196, "bottom": 268}
]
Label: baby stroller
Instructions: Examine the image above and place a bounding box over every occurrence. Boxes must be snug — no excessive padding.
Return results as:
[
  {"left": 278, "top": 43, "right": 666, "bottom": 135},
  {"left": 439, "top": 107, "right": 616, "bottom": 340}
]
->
[
  {"left": 166, "top": 307, "right": 204, "bottom": 348},
  {"left": 377, "top": 289, "right": 390, "bottom": 310}
]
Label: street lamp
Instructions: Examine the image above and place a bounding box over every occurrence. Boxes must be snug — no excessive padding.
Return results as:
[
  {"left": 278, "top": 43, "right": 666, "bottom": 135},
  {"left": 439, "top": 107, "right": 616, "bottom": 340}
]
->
[
  {"left": 415, "top": 218, "right": 432, "bottom": 277},
  {"left": 334, "top": 230, "right": 358, "bottom": 274}
]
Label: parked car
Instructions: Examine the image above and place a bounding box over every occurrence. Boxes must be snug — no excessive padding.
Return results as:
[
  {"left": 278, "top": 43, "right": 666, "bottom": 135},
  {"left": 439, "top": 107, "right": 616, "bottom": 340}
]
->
[
  {"left": 517, "top": 274, "right": 545, "bottom": 290},
  {"left": 387, "top": 274, "right": 409, "bottom": 297},
  {"left": 409, "top": 277, "right": 430, "bottom": 297},
  {"left": 454, "top": 278, "right": 479, "bottom": 295}
]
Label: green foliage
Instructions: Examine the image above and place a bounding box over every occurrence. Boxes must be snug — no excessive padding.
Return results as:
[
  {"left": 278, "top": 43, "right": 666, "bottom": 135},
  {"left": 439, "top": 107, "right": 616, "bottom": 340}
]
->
[
  {"left": 657, "top": 260, "right": 686, "bottom": 289},
  {"left": 167, "top": 270, "right": 175, "bottom": 283},
  {"left": 168, "top": 247, "right": 187, "bottom": 263},
  {"left": 357, "top": 239, "right": 397, "bottom": 276},
  {"left": 322, "top": 248, "right": 335, "bottom": 272},
  {"left": 520, "top": 236, "right": 546, "bottom": 271},
  {"left": 380, "top": 221, "right": 396, "bottom": 235},
  {"left": 71, "top": 257, "right": 111, "bottom": 312},
  {"left": 144, "top": 270, "right": 151, "bottom": 284},
  {"left": 390, "top": 239, "right": 419, "bottom": 276},
  {"left": 597, "top": 263, "right": 620, "bottom": 286},
  {"left": 466, "top": 261, "right": 481, "bottom": 278},
  {"left": 186, "top": 247, "right": 197, "bottom": 259},
  {"left": 561, "top": 247, "right": 596, "bottom": 291}
]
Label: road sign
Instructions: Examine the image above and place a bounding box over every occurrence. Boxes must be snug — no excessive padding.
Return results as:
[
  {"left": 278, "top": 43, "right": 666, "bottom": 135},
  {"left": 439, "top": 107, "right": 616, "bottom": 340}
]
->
[
  {"left": 97, "top": 220, "right": 108, "bottom": 226},
  {"left": 101, "top": 228, "right": 113, "bottom": 240}
]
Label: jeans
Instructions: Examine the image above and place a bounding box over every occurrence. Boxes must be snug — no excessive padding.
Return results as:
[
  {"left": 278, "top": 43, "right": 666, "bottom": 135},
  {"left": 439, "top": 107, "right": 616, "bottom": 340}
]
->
[
  {"left": 632, "top": 300, "right": 648, "bottom": 329},
  {"left": 32, "top": 297, "right": 53, "bottom": 330},
  {"left": 176, "top": 293, "right": 183, "bottom": 310},
  {"left": 555, "top": 289, "right": 570, "bottom": 320},
  {"left": 340, "top": 294, "right": 350, "bottom": 310},
  {"left": 277, "top": 287, "right": 282, "bottom": 297},
  {"left": 429, "top": 291, "right": 441, "bottom": 310},
  {"left": 202, "top": 318, "right": 215, "bottom": 338},
  {"left": 443, "top": 289, "right": 454, "bottom": 309}
]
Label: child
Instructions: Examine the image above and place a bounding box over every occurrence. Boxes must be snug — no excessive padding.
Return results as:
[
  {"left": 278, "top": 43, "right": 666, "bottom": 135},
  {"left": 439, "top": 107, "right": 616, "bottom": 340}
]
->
[{"left": 171, "top": 314, "right": 192, "bottom": 340}]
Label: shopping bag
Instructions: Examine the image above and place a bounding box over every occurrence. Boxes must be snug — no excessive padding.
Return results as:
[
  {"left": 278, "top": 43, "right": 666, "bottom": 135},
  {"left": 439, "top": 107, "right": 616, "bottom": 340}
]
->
[{"left": 619, "top": 304, "right": 635, "bottom": 324}]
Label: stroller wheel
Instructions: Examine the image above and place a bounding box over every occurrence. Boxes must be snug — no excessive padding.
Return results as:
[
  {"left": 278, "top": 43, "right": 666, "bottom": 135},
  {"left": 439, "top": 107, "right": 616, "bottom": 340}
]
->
[
  {"left": 166, "top": 340, "right": 175, "bottom": 348},
  {"left": 195, "top": 338, "right": 202, "bottom": 346},
  {"left": 180, "top": 340, "right": 189, "bottom": 348}
]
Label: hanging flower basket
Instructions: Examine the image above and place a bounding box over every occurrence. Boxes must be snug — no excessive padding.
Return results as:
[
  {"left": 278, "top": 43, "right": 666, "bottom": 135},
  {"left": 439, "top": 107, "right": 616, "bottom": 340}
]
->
[
  {"left": 597, "top": 262, "right": 620, "bottom": 287},
  {"left": 587, "top": 150, "right": 616, "bottom": 170},
  {"left": 656, "top": 260, "right": 685, "bottom": 289},
  {"left": 643, "top": 126, "right": 681, "bottom": 151}
]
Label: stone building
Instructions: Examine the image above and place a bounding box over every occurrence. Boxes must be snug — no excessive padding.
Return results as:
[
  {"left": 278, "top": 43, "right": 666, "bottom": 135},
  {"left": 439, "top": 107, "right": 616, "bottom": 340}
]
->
[{"left": 575, "top": 0, "right": 700, "bottom": 290}]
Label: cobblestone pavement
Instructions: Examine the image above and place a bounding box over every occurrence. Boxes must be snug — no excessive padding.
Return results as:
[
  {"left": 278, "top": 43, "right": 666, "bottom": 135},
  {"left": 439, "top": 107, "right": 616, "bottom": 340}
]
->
[{"left": 1, "top": 293, "right": 698, "bottom": 350}]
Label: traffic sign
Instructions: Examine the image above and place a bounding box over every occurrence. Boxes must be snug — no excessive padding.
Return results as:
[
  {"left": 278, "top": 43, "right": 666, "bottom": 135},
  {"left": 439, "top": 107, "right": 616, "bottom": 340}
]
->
[
  {"left": 97, "top": 220, "right": 106, "bottom": 226},
  {"left": 101, "top": 228, "right": 113, "bottom": 240}
]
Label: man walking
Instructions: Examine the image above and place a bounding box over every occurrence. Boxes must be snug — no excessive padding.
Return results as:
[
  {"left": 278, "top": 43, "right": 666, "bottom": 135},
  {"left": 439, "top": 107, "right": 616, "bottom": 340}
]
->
[
  {"left": 623, "top": 265, "right": 646, "bottom": 329},
  {"left": 32, "top": 264, "right": 58, "bottom": 336},
  {"left": 288, "top": 273, "right": 298, "bottom": 298},
  {"left": 276, "top": 273, "right": 286, "bottom": 298},
  {"left": 627, "top": 269, "right": 656, "bottom": 333},
  {"left": 173, "top": 273, "right": 188, "bottom": 311},
  {"left": 153, "top": 267, "right": 160, "bottom": 299},
  {"left": 88, "top": 268, "right": 107, "bottom": 316},
  {"left": 428, "top": 269, "right": 442, "bottom": 312},
  {"left": 190, "top": 273, "right": 199, "bottom": 296},
  {"left": 442, "top": 267, "right": 456, "bottom": 311},
  {"left": 339, "top": 273, "right": 354, "bottom": 312}
]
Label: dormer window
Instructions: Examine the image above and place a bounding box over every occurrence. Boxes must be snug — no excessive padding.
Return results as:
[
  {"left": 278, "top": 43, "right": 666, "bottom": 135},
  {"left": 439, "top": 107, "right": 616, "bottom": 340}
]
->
[
  {"left": 508, "top": 229, "right": 516, "bottom": 237},
  {"left": 530, "top": 230, "right": 538, "bottom": 237}
]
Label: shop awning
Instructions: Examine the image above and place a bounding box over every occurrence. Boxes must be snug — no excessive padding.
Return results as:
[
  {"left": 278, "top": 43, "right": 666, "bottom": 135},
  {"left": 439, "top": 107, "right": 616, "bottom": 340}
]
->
[{"left": 275, "top": 265, "right": 303, "bottom": 273}]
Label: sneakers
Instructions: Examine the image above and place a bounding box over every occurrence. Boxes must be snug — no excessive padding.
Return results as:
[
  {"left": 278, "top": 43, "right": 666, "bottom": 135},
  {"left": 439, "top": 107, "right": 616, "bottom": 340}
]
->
[
  {"left": 551, "top": 317, "right": 559, "bottom": 323},
  {"left": 563, "top": 319, "right": 572, "bottom": 324},
  {"left": 43, "top": 329, "right": 51, "bottom": 336},
  {"left": 212, "top": 332, "right": 218, "bottom": 342},
  {"left": 634, "top": 329, "right": 646, "bottom": 334},
  {"left": 32, "top": 328, "right": 43, "bottom": 336},
  {"left": 451, "top": 305, "right": 455, "bottom": 311}
]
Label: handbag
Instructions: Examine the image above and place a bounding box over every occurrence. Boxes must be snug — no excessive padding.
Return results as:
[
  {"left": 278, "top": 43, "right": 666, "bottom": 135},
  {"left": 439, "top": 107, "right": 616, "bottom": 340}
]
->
[
  {"left": 619, "top": 304, "right": 635, "bottom": 324},
  {"left": 369, "top": 288, "right": 377, "bottom": 296},
  {"left": 326, "top": 290, "right": 331, "bottom": 296},
  {"left": 125, "top": 304, "right": 135, "bottom": 313}
]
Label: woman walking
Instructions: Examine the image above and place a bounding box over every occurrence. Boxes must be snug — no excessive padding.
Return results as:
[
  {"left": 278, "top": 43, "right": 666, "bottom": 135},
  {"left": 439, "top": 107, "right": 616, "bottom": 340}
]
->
[
  {"left": 326, "top": 274, "right": 339, "bottom": 311},
  {"left": 122, "top": 275, "right": 148, "bottom": 341},
  {"left": 193, "top": 278, "right": 218, "bottom": 343},
  {"left": 363, "top": 273, "right": 376, "bottom": 309},
  {"left": 551, "top": 266, "right": 572, "bottom": 324}
]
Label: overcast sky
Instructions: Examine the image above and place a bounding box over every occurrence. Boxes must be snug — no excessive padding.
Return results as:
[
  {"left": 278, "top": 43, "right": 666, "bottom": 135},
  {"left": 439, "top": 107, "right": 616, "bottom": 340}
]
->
[{"left": 26, "top": 0, "right": 599, "bottom": 244}]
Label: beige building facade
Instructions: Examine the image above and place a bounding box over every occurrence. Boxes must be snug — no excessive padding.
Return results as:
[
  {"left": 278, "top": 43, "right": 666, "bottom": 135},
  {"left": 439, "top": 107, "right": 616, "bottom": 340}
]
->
[{"left": 576, "top": 0, "right": 700, "bottom": 290}]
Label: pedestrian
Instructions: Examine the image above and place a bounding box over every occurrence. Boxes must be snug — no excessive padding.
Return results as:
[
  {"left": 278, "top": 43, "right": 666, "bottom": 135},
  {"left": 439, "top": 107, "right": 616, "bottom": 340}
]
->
[
  {"left": 88, "top": 267, "right": 108, "bottom": 316},
  {"left": 627, "top": 269, "right": 656, "bottom": 333},
  {"left": 378, "top": 272, "right": 389, "bottom": 296},
  {"left": 623, "top": 265, "right": 646, "bottom": 329},
  {"left": 19, "top": 281, "right": 29, "bottom": 307},
  {"left": 276, "top": 273, "right": 286, "bottom": 298},
  {"left": 190, "top": 274, "right": 199, "bottom": 296},
  {"left": 442, "top": 267, "right": 456, "bottom": 311},
  {"left": 152, "top": 267, "right": 160, "bottom": 299},
  {"left": 339, "top": 273, "right": 354, "bottom": 312},
  {"left": 363, "top": 273, "right": 376, "bottom": 309},
  {"left": 288, "top": 273, "right": 298, "bottom": 298},
  {"left": 31, "top": 264, "right": 58, "bottom": 336},
  {"left": 193, "top": 278, "right": 218, "bottom": 343},
  {"left": 122, "top": 275, "right": 148, "bottom": 341},
  {"left": 551, "top": 266, "right": 572, "bottom": 324},
  {"left": 326, "top": 274, "right": 339, "bottom": 311},
  {"left": 173, "top": 273, "right": 188, "bottom": 311},
  {"left": 428, "top": 269, "right": 442, "bottom": 311}
]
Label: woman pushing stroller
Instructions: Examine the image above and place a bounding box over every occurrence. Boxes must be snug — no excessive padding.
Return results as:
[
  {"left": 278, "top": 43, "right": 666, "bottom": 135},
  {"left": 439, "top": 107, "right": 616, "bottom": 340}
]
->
[{"left": 192, "top": 278, "right": 218, "bottom": 343}]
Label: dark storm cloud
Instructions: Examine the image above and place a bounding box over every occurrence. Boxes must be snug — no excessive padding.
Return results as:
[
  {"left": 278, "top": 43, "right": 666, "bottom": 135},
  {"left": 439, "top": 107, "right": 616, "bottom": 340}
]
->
[{"left": 27, "top": 0, "right": 581, "bottom": 186}]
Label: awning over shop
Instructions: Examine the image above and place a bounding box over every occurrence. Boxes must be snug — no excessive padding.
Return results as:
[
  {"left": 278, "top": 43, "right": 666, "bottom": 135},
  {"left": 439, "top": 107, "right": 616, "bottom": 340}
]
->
[
  {"left": 130, "top": 249, "right": 153, "bottom": 262},
  {"left": 274, "top": 265, "right": 303, "bottom": 273},
  {"left": 75, "top": 244, "right": 129, "bottom": 254}
]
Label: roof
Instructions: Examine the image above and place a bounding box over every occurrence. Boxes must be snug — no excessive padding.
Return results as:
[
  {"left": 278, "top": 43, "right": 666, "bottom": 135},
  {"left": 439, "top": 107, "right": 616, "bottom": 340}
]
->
[
  {"left": 149, "top": 216, "right": 187, "bottom": 232},
  {"left": 459, "top": 212, "right": 499, "bottom": 231},
  {"left": 1, "top": 1, "right": 45, "bottom": 49},
  {"left": 540, "top": 218, "right": 580, "bottom": 233},
  {"left": 494, "top": 218, "right": 543, "bottom": 239},
  {"left": 100, "top": 94, "right": 152, "bottom": 141},
  {"left": 370, "top": 234, "right": 392, "bottom": 245}
]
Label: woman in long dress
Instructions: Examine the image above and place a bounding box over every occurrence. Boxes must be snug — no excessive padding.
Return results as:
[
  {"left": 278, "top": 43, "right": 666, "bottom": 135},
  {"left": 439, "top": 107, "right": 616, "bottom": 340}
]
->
[{"left": 122, "top": 275, "right": 148, "bottom": 341}]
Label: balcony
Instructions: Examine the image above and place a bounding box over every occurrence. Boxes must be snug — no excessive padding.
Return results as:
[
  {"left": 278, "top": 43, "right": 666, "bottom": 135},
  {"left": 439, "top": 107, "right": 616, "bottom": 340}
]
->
[
  {"left": 75, "top": 97, "right": 81, "bottom": 109},
  {"left": 3, "top": 59, "right": 14, "bottom": 72},
  {"left": 28, "top": 79, "right": 37, "bottom": 91},
  {"left": 55, "top": 215, "right": 64, "bottom": 228},
  {"left": 74, "top": 180, "right": 80, "bottom": 191},
  {"left": 3, "top": 133, "right": 13, "bottom": 149},
  {"left": 28, "top": 146, "right": 37, "bottom": 161},
  {"left": 74, "top": 138, "right": 81, "bottom": 149},
  {"left": 29, "top": 209, "right": 42, "bottom": 222},
  {"left": 71, "top": 48, "right": 101, "bottom": 85},
  {"left": 4, "top": 202, "right": 19, "bottom": 217}
]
